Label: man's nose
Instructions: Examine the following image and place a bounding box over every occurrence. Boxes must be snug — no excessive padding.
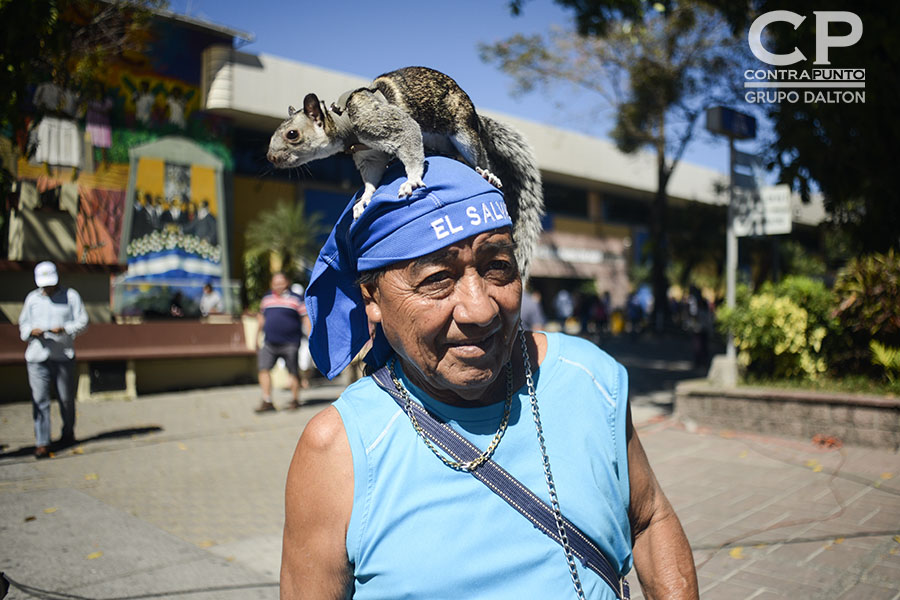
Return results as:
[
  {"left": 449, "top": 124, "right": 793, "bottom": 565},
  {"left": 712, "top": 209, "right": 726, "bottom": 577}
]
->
[{"left": 453, "top": 273, "right": 498, "bottom": 327}]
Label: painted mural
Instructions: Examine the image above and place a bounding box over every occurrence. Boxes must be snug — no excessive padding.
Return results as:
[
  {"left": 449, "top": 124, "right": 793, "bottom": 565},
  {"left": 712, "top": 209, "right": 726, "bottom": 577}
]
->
[
  {"left": 10, "top": 14, "right": 236, "bottom": 318},
  {"left": 117, "top": 140, "right": 227, "bottom": 319},
  {"left": 126, "top": 157, "right": 221, "bottom": 278},
  {"left": 9, "top": 168, "right": 127, "bottom": 265}
]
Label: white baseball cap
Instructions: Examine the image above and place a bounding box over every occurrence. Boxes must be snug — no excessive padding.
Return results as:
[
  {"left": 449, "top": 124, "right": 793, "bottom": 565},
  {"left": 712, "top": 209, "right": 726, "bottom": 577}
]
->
[{"left": 34, "top": 261, "right": 59, "bottom": 287}]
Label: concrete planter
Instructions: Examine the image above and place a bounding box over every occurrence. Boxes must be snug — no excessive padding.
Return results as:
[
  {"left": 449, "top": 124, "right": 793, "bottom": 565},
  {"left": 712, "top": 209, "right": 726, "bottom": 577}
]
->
[{"left": 675, "top": 380, "right": 900, "bottom": 450}]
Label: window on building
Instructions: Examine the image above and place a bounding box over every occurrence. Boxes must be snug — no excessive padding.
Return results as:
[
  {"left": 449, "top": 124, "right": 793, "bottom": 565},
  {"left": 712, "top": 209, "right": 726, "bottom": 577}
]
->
[
  {"left": 603, "top": 193, "right": 650, "bottom": 225},
  {"left": 543, "top": 182, "right": 588, "bottom": 218}
]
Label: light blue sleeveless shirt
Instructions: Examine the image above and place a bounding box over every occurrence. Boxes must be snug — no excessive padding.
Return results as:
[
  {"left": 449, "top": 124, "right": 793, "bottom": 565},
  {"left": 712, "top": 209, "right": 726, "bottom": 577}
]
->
[{"left": 334, "top": 332, "right": 633, "bottom": 599}]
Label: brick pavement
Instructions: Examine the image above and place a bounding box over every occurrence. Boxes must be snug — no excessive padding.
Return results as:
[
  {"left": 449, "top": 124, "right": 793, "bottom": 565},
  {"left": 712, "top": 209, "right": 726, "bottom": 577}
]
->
[
  {"left": 625, "top": 420, "right": 900, "bottom": 599},
  {"left": 2, "top": 367, "right": 899, "bottom": 598}
]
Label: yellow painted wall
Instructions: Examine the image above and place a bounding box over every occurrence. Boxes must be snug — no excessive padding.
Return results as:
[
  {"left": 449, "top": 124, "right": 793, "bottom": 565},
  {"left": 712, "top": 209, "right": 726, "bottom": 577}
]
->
[
  {"left": 191, "top": 165, "right": 218, "bottom": 215},
  {"left": 136, "top": 157, "right": 164, "bottom": 197},
  {"left": 231, "top": 175, "right": 297, "bottom": 277},
  {"left": 17, "top": 159, "right": 130, "bottom": 191}
]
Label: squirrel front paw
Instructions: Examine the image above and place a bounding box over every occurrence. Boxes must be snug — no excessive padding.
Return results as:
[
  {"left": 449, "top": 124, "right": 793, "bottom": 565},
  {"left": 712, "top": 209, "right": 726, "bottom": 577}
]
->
[
  {"left": 398, "top": 177, "right": 425, "bottom": 198},
  {"left": 353, "top": 189, "right": 376, "bottom": 219},
  {"left": 476, "top": 167, "right": 503, "bottom": 189}
]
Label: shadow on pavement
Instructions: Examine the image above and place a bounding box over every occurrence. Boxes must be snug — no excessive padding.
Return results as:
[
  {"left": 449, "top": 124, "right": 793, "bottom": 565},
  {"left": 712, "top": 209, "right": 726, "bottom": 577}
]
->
[
  {"left": 2, "top": 573, "right": 276, "bottom": 600},
  {"left": 0, "top": 426, "right": 163, "bottom": 460}
]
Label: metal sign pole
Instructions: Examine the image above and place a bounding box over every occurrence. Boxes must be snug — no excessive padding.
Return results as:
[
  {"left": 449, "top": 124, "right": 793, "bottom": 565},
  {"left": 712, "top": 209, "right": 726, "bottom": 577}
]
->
[{"left": 726, "top": 135, "right": 737, "bottom": 365}]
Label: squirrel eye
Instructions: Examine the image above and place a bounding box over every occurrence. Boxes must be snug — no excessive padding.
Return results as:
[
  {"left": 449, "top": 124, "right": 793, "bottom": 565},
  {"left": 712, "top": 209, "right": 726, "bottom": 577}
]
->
[{"left": 285, "top": 130, "right": 299, "bottom": 141}]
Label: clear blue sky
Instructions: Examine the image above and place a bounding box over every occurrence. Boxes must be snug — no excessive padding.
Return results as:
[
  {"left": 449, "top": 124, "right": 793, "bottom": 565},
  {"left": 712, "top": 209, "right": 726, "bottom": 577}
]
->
[{"left": 170, "top": 0, "right": 741, "bottom": 175}]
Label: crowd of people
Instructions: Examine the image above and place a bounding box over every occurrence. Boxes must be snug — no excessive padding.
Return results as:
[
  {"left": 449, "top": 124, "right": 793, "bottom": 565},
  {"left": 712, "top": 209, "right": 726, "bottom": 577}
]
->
[
  {"left": 131, "top": 191, "right": 218, "bottom": 245},
  {"left": 522, "top": 284, "right": 716, "bottom": 368}
]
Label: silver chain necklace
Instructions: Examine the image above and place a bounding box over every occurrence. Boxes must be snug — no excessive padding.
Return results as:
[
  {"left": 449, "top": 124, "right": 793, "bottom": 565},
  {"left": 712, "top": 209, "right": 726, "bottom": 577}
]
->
[
  {"left": 391, "top": 328, "right": 586, "bottom": 598},
  {"left": 520, "top": 327, "right": 586, "bottom": 599},
  {"left": 388, "top": 358, "right": 513, "bottom": 472}
]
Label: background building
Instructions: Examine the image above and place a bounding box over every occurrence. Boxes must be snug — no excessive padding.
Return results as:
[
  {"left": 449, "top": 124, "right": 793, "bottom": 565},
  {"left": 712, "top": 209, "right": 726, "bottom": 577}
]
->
[{"left": 0, "top": 7, "right": 824, "bottom": 399}]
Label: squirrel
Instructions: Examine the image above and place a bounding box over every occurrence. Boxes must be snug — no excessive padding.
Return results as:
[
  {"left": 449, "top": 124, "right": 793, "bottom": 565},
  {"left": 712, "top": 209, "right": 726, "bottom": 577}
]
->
[{"left": 266, "top": 66, "right": 544, "bottom": 277}]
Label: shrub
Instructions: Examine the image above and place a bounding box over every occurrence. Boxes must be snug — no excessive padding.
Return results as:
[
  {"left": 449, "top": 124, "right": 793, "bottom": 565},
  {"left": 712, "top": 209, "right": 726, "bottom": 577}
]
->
[
  {"left": 717, "top": 276, "right": 833, "bottom": 380},
  {"left": 870, "top": 341, "right": 900, "bottom": 383},
  {"left": 831, "top": 249, "right": 900, "bottom": 373}
]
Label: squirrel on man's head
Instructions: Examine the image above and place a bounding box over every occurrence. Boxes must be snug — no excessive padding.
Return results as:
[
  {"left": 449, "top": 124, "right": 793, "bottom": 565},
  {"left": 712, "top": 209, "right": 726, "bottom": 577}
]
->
[{"left": 266, "top": 66, "right": 544, "bottom": 278}]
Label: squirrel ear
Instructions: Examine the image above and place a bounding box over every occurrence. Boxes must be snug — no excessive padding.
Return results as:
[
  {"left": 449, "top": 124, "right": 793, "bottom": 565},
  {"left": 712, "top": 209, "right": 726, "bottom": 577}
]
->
[
  {"left": 303, "top": 93, "right": 323, "bottom": 125},
  {"left": 288, "top": 105, "right": 297, "bottom": 117}
]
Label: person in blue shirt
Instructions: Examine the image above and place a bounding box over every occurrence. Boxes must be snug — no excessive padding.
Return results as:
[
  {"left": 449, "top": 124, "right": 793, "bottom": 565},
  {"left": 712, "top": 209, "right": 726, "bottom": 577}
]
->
[
  {"left": 18, "top": 261, "right": 89, "bottom": 458},
  {"left": 281, "top": 158, "right": 698, "bottom": 599},
  {"left": 255, "top": 272, "right": 311, "bottom": 412}
]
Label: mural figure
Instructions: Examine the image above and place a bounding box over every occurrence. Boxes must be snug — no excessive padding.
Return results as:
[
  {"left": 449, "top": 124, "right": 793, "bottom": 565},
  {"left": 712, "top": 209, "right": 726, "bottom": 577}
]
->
[
  {"left": 84, "top": 82, "right": 114, "bottom": 163},
  {"left": 189, "top": 199, "right": 217, "bottom": 245},
  {"left": 30, "top": 81, "right": 82, "bottom": 167},
  {"left": 165, "top": 85, "right": 195, "bottom": 129},
  {"left": 123, "top": 77, "right": 164, "bottom": 127}
]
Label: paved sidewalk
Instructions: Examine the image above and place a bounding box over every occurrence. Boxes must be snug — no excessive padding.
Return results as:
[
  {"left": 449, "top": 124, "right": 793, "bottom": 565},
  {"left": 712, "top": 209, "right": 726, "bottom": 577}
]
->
[{"left": 1, "top": 347, "right": 898, "bottom": 598}]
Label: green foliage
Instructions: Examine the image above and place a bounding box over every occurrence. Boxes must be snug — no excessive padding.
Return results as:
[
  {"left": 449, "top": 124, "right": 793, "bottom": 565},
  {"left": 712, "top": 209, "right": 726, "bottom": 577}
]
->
[
  {"left": 242, "top": 247, "right": 270, "bottom": 313},
  {"left": 768, "top": 276, "right": 835, "bottom": 333},
  {"left": 482, "top": 2, "right": 744, "bottom": 327},
  {"left": 831, "top": 250, "right": 900, "bottom": 373},
  {"left": 755, "top": 1, "right": 900, "bottom": 254},
  {"left": 870, "top": 341, "right": 900, "bottom": 384},
  {"left": 718, "top": 277, "right": 833, "bottom": 380},
  {"left": 778, "top": 240, "right": 825, "bottom": 279},
  {"left": 243, "top": 200, "right": 327, "bottom": 309},
  {"left": 110, "top": 129, "right": 233, "bottom": 170}
]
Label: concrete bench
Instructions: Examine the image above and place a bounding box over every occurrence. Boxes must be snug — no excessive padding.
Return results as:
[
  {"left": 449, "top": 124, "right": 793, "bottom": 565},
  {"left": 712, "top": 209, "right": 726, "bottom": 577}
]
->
[{"left": 0, "top": 321, "right": 257, "bottom": 401}]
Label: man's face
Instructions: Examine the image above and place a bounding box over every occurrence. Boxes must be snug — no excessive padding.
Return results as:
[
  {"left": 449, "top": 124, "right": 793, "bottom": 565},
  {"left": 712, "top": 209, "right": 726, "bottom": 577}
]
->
[
  {"left": 361, "top": 229, "right": 522, "bottom": 406},
  {"left": 271, "top": 274, "right": 289, "bottom": 296}
]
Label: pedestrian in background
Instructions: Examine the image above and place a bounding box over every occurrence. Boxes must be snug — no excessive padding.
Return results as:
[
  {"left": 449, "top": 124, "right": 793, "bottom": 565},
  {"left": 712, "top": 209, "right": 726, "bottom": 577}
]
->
[
  {"left": 199, "top": 281, "right": 224, "bottom": 316},
  {"left": 255, "top": 272, "right": 310, "bottom": 412},
  {"left": 291, "top": 283, "right": 314, "bottom": 389},
  {"left": 520, "top": 286, "right": 545, "bottom": 331},
  {"left": 18, "top": 261, "right": 89, "bottom": 458}
]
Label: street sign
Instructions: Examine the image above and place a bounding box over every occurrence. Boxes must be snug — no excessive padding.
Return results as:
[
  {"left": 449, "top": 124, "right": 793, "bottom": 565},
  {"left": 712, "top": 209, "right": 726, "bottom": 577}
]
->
[
  {"left": 761, "top": 184, "right": 793, "bottom": 235},
  {"left": 706, "top": 106, "right": 757, "bottom": 140},
  {"left": 733, "top": 184, "right": 793, "bottom": 237}
]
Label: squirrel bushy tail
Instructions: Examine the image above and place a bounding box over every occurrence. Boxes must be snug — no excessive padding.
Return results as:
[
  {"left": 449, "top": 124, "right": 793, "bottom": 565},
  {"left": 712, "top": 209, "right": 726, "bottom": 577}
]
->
[{"left": 479, "top": 115, "right": 545, "bottom": 280}]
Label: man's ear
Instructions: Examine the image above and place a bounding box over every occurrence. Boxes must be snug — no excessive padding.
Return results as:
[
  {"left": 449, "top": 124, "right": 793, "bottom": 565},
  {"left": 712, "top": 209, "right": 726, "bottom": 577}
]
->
[{"left": 360, "top": 283, "right": 383, "bottom": 324}]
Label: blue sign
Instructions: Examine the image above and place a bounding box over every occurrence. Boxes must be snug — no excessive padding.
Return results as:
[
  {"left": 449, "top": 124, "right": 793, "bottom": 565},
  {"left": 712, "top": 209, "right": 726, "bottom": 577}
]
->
[{"left": 706, "top": 106, "right": 757, "bottom": 140}]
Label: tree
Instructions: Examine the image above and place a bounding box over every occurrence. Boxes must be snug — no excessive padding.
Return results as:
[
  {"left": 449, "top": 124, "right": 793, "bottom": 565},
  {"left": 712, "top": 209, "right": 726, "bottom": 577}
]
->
[
  {"left": 243, "top": 200, "right": 327, "bottom": 308},
  {"left": 483, "top": 2, "right": 743, "bottom": 328},
  {"left": 752, "top": 0, "right": 899, "bottom": 255},
  {"left": 529, "top": 0, "right": 900, "bottom": 256}
]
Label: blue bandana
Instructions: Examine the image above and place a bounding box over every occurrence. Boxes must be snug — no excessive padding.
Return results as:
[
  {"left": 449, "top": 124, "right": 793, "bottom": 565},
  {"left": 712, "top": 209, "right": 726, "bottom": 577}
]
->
[{"left": 307, "top": 157, "right": 512, "bottom": 379}]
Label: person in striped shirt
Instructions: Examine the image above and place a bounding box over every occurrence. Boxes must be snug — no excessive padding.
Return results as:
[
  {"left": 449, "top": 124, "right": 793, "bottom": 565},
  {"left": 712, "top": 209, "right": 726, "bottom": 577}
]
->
[{"left": 255, "top": 272, "right": 311, "bottom": 412}]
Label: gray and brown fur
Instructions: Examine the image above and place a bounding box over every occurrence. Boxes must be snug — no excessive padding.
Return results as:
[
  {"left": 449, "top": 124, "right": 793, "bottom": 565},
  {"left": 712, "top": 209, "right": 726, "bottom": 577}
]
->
[{"left": 267, "top": 66, "right": 544, "bottom": 277}]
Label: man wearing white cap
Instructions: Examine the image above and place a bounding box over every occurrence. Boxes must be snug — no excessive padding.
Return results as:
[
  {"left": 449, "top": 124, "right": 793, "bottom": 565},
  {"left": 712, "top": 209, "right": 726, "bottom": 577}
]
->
[{"left": 18, "top": 261, "right": 89, "bottom": 458}]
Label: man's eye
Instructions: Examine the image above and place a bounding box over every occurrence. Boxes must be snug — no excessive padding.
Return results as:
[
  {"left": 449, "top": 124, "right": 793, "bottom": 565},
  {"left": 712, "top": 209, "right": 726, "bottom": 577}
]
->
[
  {"left": 486, "top": 260, "right": 514, "bottom": 274},
  {"left": 420, "top": 271, "right": 453, "bottom": 287}
]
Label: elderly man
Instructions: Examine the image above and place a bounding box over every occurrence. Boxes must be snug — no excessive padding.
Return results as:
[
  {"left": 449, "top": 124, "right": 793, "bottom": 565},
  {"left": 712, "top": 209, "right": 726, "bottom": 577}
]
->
[
  {"left": 18, "top": 261, "right": 89, "bottom": 458},
  {"left": 281, "top": 158, "right": 698, "bottom": 599}
]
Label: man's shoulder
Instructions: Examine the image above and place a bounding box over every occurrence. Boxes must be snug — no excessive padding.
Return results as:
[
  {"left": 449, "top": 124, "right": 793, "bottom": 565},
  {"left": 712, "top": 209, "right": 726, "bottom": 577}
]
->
[
  {"left": 335, "top": 376, "right": 395, "bottom": 419},
  {"left": 551, "top": 332, "right": 622, "bottom": 374}
]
